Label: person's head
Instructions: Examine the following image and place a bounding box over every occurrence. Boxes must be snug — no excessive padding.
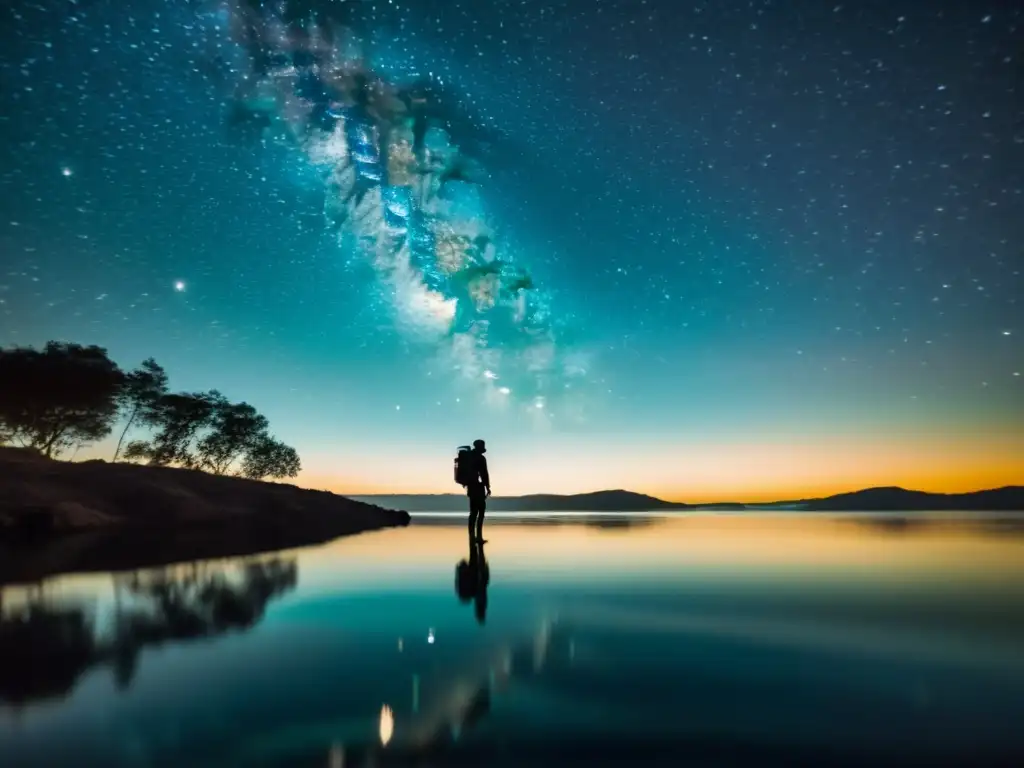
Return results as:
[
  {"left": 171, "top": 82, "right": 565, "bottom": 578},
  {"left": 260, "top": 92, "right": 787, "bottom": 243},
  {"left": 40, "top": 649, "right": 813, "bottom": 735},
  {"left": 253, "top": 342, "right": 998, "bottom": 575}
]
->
[{"left": 472, "top": 439, "right": 486, "bottom": 454}]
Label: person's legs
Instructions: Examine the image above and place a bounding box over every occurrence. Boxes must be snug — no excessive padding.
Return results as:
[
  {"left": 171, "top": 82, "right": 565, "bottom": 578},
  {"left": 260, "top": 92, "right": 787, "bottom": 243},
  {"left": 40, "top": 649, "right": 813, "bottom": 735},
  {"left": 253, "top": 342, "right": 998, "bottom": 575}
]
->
[
  {"left": 467, "top": 494, "right": 479, "bottom": 538},
  {"left": 473, "top": 494, "right": 486, "bottom": 540}
]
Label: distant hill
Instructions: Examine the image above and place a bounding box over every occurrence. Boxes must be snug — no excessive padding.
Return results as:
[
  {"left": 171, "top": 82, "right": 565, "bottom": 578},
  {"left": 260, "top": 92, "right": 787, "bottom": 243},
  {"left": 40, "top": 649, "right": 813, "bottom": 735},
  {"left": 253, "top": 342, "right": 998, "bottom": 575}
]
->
[
  {"left": 352, "top": 485, "right": 1024, "bottom": 512},
  {"left": 349, "top": 489, "right": 694, "bottom": 512},
  {"left": 802, "top": 485, "right": 1024, "bottom": 512}
]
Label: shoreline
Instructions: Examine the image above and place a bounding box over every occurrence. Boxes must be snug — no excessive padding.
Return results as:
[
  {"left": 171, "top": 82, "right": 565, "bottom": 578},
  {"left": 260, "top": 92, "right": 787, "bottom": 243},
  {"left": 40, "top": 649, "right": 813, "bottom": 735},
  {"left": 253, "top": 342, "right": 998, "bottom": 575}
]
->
[
  {"left": 0, "top": 511, "right": 408, "bottom": 585},
  {"left": 0, "top": 447, "right": 409, "bottom": 584}
]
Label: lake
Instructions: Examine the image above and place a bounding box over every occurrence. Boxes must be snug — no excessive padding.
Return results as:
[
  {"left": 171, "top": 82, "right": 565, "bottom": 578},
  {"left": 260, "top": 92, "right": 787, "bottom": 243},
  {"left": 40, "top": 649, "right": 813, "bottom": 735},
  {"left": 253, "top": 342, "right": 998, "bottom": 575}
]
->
[{"left": 2, "top": 512, "right": 1024, "bottom": 767}]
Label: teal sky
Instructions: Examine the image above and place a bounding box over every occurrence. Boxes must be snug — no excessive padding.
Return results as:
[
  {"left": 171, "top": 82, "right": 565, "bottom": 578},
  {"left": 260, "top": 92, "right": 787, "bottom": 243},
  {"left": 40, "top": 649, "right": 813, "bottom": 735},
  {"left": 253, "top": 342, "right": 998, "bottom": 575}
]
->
[{"left": 1, "top": 0, "right": 1021, "bottom": 499}]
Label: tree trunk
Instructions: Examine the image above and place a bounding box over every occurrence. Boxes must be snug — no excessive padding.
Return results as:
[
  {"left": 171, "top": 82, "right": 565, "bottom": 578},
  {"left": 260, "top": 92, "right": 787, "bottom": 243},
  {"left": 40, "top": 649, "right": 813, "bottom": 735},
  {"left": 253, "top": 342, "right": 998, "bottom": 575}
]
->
[
  {"left": 40, "top": 425, "right": 66, "bottom": 458},
  {"left": 112, "top": 407, "right": 138, "bottom": 462}
]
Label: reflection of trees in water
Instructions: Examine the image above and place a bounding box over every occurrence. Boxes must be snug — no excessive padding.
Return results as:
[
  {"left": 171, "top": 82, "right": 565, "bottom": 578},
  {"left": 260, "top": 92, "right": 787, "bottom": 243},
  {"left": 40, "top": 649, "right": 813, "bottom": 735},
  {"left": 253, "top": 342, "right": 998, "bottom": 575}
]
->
[
  {"left": 0, "top": 557, "right": 297, "bottom": 707},
  {"left": 0, "top": 597, "right": 96, "bottom": 706}
]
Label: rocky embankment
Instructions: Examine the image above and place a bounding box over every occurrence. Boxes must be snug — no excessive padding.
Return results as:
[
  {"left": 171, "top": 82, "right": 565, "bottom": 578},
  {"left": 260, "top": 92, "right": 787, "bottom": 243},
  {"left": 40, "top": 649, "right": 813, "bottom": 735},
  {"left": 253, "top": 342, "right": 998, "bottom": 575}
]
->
[{"left": 0, "top": 447, "right": 409, "bottom": 582}]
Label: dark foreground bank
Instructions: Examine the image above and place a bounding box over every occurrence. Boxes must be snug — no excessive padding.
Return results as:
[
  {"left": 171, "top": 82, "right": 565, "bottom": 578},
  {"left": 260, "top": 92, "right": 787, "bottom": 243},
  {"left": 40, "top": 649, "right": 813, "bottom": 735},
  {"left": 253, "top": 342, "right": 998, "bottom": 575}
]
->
[{"left": 0, "top": 448, "right": 409, "bottom": 583}]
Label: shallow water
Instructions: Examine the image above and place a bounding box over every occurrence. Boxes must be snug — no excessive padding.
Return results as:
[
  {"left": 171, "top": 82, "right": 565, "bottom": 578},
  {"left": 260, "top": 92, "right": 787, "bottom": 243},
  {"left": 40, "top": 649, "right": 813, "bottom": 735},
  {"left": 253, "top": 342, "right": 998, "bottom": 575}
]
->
[{"left": 2, "top": 513, "right": 1024, "bottom": 767}]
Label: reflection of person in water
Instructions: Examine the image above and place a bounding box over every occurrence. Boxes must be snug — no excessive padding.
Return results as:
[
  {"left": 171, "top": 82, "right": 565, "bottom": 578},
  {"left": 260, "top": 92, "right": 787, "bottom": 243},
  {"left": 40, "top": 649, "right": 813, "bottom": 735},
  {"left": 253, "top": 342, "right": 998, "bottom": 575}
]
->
[{"left": 455, "top": 534, "right": 490, "bottom": 625}]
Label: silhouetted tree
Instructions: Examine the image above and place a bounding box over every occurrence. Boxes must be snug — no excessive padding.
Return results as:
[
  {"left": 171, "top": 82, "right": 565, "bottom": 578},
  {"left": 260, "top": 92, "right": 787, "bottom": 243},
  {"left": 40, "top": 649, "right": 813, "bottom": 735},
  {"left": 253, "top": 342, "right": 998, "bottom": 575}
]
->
[
  {"left": 127, "top": 393, "right": 285, "bottom": 476},
  {"left": 112, "top": 358, "right": 168, "bottom": 462},
  {"left": 241, "top": 434, "right": 301, "bottom": 480},
  {"left": 1, "top": 339, "right": 301, "bottom": 479},
  {"left": 124, "top": 391, "right": 222, "bottom": 467},
  {"left": 0, "top": 342, "right": 124, "bottom": 457},
  {"left": 196, "top": 400, "right": 270, "bottom": 475}
]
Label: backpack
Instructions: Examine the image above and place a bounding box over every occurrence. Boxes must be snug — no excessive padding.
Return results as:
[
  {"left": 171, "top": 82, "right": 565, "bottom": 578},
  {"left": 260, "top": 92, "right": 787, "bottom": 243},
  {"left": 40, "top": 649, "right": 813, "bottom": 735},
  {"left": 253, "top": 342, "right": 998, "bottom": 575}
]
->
[{"left": 454, "top": 445, "right": 474, "bottom": 486}]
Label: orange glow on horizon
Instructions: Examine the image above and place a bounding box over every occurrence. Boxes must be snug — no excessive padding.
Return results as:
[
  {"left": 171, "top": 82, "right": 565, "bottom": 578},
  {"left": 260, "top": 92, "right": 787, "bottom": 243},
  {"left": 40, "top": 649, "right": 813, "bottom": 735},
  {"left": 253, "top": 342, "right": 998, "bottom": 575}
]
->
[
  {"left": 73, "top": 428, "right": 1024, "bottom": 504},
  {"left": 297, "top": 432, "right": 1024, "bottom": 503}
]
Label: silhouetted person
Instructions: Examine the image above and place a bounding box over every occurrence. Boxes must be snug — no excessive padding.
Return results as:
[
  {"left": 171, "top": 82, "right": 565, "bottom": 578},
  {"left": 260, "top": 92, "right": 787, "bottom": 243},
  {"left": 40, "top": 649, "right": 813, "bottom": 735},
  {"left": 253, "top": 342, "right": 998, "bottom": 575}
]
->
[
  {"left": 455, "top": 533, "right": 490, "bottom": 625},
  {"left": 465, "top": 439, "right": 491, "bottom": 541}
]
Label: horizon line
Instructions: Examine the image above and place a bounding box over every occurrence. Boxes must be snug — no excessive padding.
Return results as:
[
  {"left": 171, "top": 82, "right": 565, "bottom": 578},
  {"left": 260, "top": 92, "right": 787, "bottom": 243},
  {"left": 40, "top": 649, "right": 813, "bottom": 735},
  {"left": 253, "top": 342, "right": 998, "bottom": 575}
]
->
[{"left": 336, "top": 483, "right": 1022, "bottom": 504}]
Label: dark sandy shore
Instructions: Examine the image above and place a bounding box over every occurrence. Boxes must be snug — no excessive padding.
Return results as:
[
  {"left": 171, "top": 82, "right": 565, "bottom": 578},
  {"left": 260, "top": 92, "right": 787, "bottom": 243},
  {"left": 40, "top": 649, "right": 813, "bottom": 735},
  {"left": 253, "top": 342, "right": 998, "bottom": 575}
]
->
[{"left": 0, "top": 447, "right": 409, "bottom": 583}]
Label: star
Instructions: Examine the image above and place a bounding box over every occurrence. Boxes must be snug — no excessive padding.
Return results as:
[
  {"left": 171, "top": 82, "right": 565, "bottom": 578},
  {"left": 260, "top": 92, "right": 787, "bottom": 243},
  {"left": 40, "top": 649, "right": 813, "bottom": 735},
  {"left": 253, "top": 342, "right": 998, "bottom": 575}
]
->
[
  {"left": 173, "top": 280, "right": 186, "bottom": 292},
  {"left": 61, "top": 167, "right": 73, "bottom": 177}
]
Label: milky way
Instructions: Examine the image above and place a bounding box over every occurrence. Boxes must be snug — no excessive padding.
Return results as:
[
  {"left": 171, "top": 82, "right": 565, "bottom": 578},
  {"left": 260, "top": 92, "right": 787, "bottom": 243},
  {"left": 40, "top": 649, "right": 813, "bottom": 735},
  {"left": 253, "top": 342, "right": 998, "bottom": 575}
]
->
[{"left": 217, "top": 0, "right": 593, "bottom": 419}]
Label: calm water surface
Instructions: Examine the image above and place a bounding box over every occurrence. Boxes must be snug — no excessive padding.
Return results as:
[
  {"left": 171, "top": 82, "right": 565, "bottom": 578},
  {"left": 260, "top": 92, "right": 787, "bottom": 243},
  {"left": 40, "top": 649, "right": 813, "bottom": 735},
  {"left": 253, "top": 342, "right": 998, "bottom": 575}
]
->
[{"left": 2, "top": 513, "right": 1024, "bottom": 767}]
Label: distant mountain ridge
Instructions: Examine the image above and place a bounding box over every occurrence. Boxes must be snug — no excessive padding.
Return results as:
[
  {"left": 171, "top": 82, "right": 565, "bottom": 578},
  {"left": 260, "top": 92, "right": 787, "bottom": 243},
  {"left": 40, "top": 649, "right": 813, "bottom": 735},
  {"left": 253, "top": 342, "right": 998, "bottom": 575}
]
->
[
  {"left": 801, "top": 485, "right": 1024, "bottom": 511},
  {"left": 348, "top": 490, "right": 695, "bottom": 513},
  {"left": 350, "top": 485, "right": 1024, "bottom": 512}
]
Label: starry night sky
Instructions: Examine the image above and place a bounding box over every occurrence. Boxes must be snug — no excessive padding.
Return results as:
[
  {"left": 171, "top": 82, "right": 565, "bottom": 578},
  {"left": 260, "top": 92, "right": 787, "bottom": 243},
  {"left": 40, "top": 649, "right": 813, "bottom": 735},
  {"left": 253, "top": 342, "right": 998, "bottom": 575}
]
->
[{"left": 1, "top": 0, "right": 1021, "bottom": 501}]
